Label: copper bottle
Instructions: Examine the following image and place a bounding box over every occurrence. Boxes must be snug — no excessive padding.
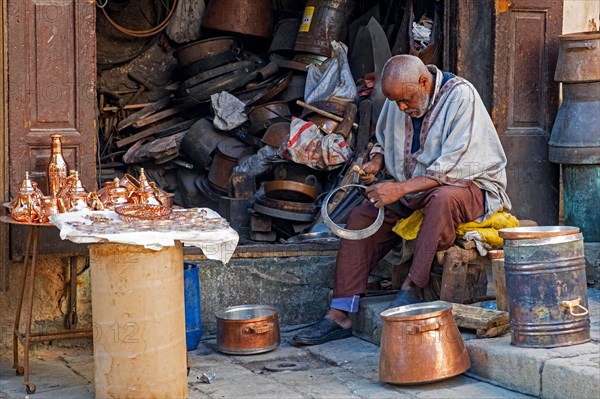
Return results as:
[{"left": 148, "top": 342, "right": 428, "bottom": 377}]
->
[{"left": 47, "top": 134, "right": 68, "bottom": 196}]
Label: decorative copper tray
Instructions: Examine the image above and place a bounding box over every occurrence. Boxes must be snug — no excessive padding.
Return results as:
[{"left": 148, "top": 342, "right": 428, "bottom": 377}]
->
[
  {"left": 114, "top": 204, "right": 172, "bottom": 222},
  {"left": 0, "top": 215, "right": 54, "bottom": 227}
]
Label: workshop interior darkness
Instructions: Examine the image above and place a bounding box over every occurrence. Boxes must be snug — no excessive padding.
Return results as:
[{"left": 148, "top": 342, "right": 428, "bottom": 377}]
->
[{"left": 95, "top": 0, "right": 446, "bottom": 243}]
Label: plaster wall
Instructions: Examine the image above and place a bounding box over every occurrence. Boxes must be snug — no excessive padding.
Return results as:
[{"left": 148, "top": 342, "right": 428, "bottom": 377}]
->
[{"left": 563, "top": 0, "right": 599, "bottom": 33}]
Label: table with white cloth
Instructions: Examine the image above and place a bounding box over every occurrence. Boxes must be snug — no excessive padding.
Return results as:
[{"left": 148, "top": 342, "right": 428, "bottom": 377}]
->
[{"left": 51, "top": 208, "right": 239, "bottom": 399}]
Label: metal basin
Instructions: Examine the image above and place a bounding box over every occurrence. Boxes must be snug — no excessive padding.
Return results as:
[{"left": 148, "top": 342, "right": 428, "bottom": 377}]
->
[{"left": 216, "top": 305, "right": 280, "bottom": 355}]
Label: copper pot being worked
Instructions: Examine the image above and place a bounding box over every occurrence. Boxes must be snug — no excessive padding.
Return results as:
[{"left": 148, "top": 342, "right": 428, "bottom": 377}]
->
[
  {"left": 379, "top": 301, "right": 470, "bottom": 384},
  {"left": 216, "top": 305, "right": 280, "bottom": 355}
]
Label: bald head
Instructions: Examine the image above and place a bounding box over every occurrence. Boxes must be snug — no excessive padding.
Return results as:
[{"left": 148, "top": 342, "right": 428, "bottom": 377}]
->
[
  {"left": 380, "top": 55, "right": 434, "bottom": 118},
  {"left": 381, "top": 55, "right": 430, "bottom": 90}
]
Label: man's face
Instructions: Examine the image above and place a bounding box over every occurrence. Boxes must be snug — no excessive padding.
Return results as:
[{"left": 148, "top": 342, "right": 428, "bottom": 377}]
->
[{"left": 383, "top": 81, "right": 430, "bottom": 118}]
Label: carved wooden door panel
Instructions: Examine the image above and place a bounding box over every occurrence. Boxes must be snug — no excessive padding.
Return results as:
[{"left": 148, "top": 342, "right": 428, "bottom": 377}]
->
[
  {"left": 492, "top": 0, "right": 563, "bottom": 224},
  {"left": 8, "top": 0, "right": 96, "bottom": 256}
]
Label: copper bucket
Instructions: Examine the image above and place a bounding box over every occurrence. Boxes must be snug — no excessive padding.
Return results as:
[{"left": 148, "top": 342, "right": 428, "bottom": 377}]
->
[
  {"left": 379, "top": 301, "right": 470, "bottom": 384},
  {"left": 202, "top": 0, "right": 273, "bottom": 38}
]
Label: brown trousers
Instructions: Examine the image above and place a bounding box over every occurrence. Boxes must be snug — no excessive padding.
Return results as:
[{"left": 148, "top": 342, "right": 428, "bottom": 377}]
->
[{"left": 333, "top": 182, "right": 484, "bottom": 297}]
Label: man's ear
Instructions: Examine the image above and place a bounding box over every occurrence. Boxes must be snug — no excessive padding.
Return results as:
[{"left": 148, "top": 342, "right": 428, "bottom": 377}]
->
[{"left": 418, "top": 75, "right": 428, "bottom": 87}]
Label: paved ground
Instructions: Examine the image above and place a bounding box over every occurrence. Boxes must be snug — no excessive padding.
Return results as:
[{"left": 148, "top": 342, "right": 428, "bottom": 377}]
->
[
  {"left": 2, "top": 291, "right": 598, "bottom": 399},
  {"left": 0, "top": 330, "right": 533, "bottom": 399}
]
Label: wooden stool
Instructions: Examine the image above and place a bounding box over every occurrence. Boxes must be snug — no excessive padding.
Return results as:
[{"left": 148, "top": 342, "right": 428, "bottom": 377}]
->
[
  {"left": 390, "top": 239, "right": 490, "bottom": 304},
  {"left": 390, "top": 220, "right": 539, "bottom": 304},
  {"left": 433, "top": 242, "right": 490, "bottom": 303}
]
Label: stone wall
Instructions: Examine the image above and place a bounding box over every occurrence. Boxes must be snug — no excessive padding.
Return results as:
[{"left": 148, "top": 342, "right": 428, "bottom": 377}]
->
[
  {"left": 191, "top": 255, "right": 336, "bottom": 336},
  {"left": 0, "top": 251, "right": 338, "bottom": 351},
  {"left": 0, "top": 256, "right": 93, "bottom": 352}
]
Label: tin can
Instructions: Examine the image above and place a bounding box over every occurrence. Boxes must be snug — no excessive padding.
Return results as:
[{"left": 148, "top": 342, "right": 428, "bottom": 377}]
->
[{"left": 499, "top": 226, "right": 591, "bottom": 348}]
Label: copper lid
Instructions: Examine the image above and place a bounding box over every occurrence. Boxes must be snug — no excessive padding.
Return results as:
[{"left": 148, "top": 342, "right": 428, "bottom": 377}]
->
[{"left": 498, "top": 226, "right": 580, "bottom": 240}]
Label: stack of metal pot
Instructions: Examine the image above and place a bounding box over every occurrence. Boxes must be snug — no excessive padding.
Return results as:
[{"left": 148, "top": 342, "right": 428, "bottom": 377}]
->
[{"left": 549, "top": 32, "right": 600, "bottom": 254}]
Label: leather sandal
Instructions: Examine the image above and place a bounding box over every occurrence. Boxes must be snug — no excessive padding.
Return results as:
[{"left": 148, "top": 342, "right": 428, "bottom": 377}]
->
[
  {"left": 387, "top": 288, "right": 424, "bottom": 310},
  {"left": 292, "top": 318, "right": 352, "bottom": 346}
]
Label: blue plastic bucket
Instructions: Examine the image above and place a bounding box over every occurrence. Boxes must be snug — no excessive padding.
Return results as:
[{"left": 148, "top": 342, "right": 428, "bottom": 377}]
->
[{"left": 184, "top": 262, "right": 202, "bottom": 351}]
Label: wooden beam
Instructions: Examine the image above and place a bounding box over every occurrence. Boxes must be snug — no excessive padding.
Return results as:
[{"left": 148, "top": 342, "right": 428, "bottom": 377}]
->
[{"left": 1, "top": 0, "right": 9, "bottom": 291}]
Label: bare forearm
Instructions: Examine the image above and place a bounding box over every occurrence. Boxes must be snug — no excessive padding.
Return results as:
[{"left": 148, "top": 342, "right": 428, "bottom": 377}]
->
[
  {"left": 399, "top": 176, "right": 440, "bottom": 197},
  {"left": 366, "top": 176, "right": 440, "bottom": 207}
]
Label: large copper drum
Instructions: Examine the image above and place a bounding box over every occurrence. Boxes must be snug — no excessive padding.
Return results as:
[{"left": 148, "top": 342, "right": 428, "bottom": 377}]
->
[
  {"left": 499, "top": 226, "right": 591, "bottom": 348},
  {"left": 202, "top": 0, "right": 273, "bottom": 38},
  {"left": 379, "top": 301, "right": 470, "bottom": 384},
  {"left": 216, "top": 305, "right": 280, "bottom": 355}
]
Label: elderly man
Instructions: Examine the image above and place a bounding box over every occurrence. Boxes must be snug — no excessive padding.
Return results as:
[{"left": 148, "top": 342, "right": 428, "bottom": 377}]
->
[{"left": 293, "top": 54, "right": 511, "bottom": 346}]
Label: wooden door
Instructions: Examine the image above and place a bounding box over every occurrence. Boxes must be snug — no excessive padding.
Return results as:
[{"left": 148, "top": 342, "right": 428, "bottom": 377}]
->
[
  {"left": 7, "top": 0, "right": 96, "bottom": 257},
  {"left": 1, "top": 0, "right": 8, "bottom": 290},
  {"left": 492, "top": 0, "right": 563, "bottom": 224}
]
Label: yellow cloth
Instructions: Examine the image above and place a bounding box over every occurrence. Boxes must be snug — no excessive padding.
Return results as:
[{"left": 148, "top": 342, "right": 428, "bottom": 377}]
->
[
  {"left": 392, "top": 210, "right": 519, "bottom": 248},
  {"left": 392, "top": 210, "right": 424, "bottom": 240}
]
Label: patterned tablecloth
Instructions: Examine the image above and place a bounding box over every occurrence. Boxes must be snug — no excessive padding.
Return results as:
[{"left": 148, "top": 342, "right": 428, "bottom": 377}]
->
[{"left": 50, "top": 208, "right": 239, "bottom": 264}]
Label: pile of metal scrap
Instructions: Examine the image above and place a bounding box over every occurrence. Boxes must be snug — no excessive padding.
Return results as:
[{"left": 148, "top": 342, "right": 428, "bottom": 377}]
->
[{"left": 95, "top": 0, "right": 428, "bottom": 243}]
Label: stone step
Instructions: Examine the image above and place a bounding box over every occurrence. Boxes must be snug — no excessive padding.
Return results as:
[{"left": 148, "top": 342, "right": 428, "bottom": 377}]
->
[{"left": 351, "top": 288, "right": 600, "bottom": 399}]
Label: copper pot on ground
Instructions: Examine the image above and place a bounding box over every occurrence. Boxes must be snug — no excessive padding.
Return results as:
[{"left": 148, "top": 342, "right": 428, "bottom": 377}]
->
[
  {"left": 379, "top": 301, "right": 470, "bottom": 384},
  {"left": 216, "top": 305, "right": 280, "bottom": 355}
]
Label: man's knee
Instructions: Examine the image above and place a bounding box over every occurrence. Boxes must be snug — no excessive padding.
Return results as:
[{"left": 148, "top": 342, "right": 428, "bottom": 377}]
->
[
  {"left": 346, "top": 203, "right": 379, "bottom": 230},
  {"left": 425, "top": 185, "right": 470, "bottom": 209}
]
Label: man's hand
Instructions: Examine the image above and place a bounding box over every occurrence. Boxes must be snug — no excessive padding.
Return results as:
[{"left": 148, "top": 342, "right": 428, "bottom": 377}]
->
[
  {"left": 365, "top": 182, "right": 404, "bottom": 207},
  {"left": 359, "top": 154, "right": 384, "bottom": 185},
  {"left": 365, "top": 176, "right": 440, "bottom": 208}
]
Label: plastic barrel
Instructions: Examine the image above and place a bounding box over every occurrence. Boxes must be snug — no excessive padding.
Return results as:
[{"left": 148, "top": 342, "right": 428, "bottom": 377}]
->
[{"left": 184, "top": 262, "right": 202, "bottom": 351}]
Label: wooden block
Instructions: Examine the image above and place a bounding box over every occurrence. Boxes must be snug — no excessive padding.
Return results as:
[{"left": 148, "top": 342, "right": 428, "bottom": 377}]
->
[
  {"left": 250, "top": 231, "right": 276, "bottom": 242},
  {"left": 251, "top": 214, "right": 272, "bottom": 233},
  {"left": 440, "top": 248, "right": 469, "bottom": 303},
  {"left": 476, "top": 323, "right": 510, "bottom": 338},
  {"left": 446, "top": 302, "right": 509, "bottom": 330},
  {"left": 455, "top": 238, "right": 476, "bottom": 250},
  {"left": 491, "top": 258, "right": 508, "bottom": 311}
]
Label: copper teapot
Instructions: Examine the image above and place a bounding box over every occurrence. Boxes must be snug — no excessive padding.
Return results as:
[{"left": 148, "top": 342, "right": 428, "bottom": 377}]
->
[
  {"left": 150, "top": 182, "right": 174, "bottom": 208},
  {"left": 130, "top": 168, "right": 161, "bottom": 205},
  {"left": 96, "top": 177, "right": 130, "bottom": 209},
  {"left": 10, "top": 172, "right": 42, "bottom": 223},
  {"left": 62, "top": 171, "right": 92, "bottom": 212}
]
